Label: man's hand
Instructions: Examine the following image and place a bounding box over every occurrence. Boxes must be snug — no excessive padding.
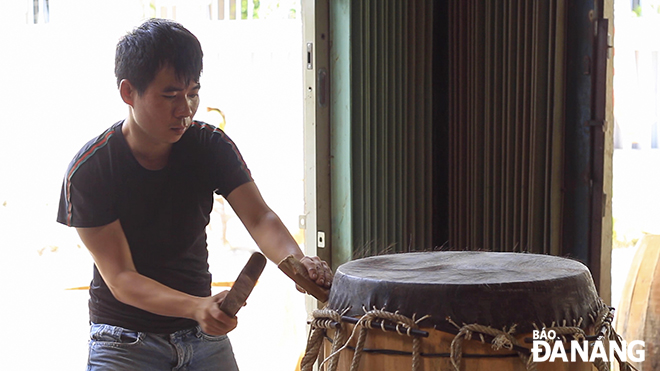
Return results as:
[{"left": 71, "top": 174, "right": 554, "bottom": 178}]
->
[
  {"left": 298, "top": 256, "right": 333, "bottom": 290},
  {"left": 193, "top": 291, "right": 238, "bottom": 336}
]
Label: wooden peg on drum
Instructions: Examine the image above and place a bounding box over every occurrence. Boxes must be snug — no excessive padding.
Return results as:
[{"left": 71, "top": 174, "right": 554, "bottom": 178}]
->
[{"left": 278, "top": 255, "right": 329, "bottom": 303}]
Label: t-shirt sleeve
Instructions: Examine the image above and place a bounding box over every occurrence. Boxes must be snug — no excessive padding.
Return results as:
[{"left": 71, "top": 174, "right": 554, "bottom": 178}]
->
[
  {"left": 57, "top": 151, "right": 118, "bottom": 228},
  {"left": 204, "top": 127, "right": 253, "bottom": 197}
]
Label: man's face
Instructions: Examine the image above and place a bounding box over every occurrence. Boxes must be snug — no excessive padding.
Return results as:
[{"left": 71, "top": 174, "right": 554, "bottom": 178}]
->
[{"left": 130, "top": 65, "right": 200, "bottom": 145}]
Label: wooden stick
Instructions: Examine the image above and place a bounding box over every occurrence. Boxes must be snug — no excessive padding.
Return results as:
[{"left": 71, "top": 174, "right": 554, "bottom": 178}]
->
[
  {"left": 278, "top": 255, "right": 330, "bottom": 303},
  {"left": 219, "top": 252, "right": 266, "bottom": 317}
]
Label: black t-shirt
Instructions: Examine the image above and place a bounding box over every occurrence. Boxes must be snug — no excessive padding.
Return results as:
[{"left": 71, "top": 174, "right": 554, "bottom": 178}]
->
[{"left": 57, "top": 120, "right": 252, "bottom": 333}]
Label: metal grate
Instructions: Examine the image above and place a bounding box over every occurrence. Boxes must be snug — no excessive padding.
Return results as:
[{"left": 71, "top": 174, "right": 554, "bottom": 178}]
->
[
  {"left": 350, "top": 0, "right": 434, "bottom": 257},
  {"left": 448, "top": 0, "right": 566, "bottom": 254}
]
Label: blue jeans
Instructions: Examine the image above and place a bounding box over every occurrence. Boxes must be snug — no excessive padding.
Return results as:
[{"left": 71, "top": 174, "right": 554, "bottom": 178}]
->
[{"left": 87, "top": 323, "right": 239, "bottom": 371}]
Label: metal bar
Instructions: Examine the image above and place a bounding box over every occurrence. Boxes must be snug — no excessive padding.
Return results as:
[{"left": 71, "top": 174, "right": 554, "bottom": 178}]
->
[
  {"left": 402, "top": 0, "right": 410, "bottom": 253},
  {"left": 492, "top": 0, "right": 503, "bottom": 251},
  {"left": 549, "top": 0, "right": 567, "bottom": 257},
  {"left": 510, "top": 0, "right": 518, "bottom": 251},
  {"left": 360, "top": 0, "right": 368, "bottom": 255},
  {"left": 542, "top": 0, "right": 556, "bottom": 254},
  {"left": 467, "top": 0, "right": 475, "bottom": 249},
  {"left": 383, "top": 0, "right": 392, "bottom": 251},
  {"left": 589, "top": 17, "right": 609, "bottom": 292},
  {"left": 520, "top": 0, "right": 531, "bottom": 250},
  {"left": 413, "top": 0, "right": 424, "bottom": 251},
  {"left": 448, "top": 0, "right": 455, "bottom": 247},
  {"left": 424, "top": 0, "right": 434, "bottom": 250},
  {"left": 376, "top": 0, "right": 385, "bottom": 252},
  {"left": 562, "top": 0, "right": 595, "bottom": 266},
  {"left": 500, "top": 0, "right": 513, "bottom": 251},
  {"left": 369, "top": 0, "right": 377, "bottom": 254},
  {"left": 409, "top": 0, "right": 420, "bottom": 250},
  {"left": 329, "top": 0, "right": 353, "bottom": 268},
  {"left": 395, "top": 0, "right": 404, "bottom": 252},
  {"left": 457, "top": 1, "right": 468, "bottom": 250},
  {"left": 327, "top": 316, "right": 430, "bottom": 338},
  {"left": 529, "top": 0, "right": 540, "bottom": 252},
  {"left": 351, "top": 0, "right": 362, "bottom": 257},
  {"left": 483, "top": 0, "right": 492, "bottom": 251}
]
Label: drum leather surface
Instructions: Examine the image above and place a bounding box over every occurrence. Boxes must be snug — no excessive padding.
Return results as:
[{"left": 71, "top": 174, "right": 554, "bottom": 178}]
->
[{"left": 328, "top": 251, "right": 605, "bottom": 333}]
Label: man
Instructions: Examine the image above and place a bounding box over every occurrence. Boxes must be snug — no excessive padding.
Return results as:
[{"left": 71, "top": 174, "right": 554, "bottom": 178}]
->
[{"left": 57, "top": 18, "right": 332, "bottom": 370}]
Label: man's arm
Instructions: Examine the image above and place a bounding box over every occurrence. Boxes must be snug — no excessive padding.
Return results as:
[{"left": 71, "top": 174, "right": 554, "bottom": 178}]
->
[
  {"left": 226, "top": 181, "right": 332, "bottom": 288},
  {"left": 76, "top": 220, "right": 237, "bottom": 335}
]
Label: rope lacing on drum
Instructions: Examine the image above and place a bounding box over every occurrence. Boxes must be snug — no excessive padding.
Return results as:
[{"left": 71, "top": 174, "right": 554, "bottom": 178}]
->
[
  {"left": 532, "top": 303, "right": 638, "bottom": 371},
  {"left": 535, "top": 318, "right": 588, "bottom": 344},
  {"left": 446, "top": 317, "right": 538, "bottom": 371},
  {"left": 301, "top": 307, "right": 430, "bottom": 371},
  {"left": 590, "top": 304, "right": 638, "bottom": 371},
  {"left": 300, "top": 308, "right": 349, "bottom": 371},
  {"left": 349, "top": 307, "right": 430, "bottom": 371},
  {"left": 301, "top": 305, "right": 637, "bottom": 371}
]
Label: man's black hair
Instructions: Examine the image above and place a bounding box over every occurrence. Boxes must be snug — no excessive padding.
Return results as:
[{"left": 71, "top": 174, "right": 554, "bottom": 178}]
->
[{"left": 115, "top": 18, "right": 203, "bottom": 95}]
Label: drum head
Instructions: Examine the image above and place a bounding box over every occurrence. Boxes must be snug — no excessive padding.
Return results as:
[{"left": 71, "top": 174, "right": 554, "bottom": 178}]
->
[{"left": 328, "top": 251, "right": 605, "bottom": 333}]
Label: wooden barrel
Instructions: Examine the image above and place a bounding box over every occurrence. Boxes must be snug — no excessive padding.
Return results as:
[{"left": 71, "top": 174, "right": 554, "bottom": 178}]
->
[
  {"left": 615, "top": 233, "right": 660, "bottom": 371},
  {"left": 309, "top": 251, "right": 605, "bottom": 371}
]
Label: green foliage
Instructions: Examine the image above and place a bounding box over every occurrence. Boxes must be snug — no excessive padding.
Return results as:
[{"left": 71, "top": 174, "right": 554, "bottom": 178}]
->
[
  {"left": 613, "top": 217, "right": 640, "bottom": 249},
  {"left": 242, "top": 0, "right": 261, "bottom": 19},
  {"left": 236, "top": 0, "right": 261, "bottom": 19},
  {"left": 259, "top": 0, "right": 299, "bottom": 19}
]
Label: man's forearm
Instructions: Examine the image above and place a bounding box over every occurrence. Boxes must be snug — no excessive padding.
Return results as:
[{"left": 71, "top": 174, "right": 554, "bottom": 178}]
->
[
  {"left": 109, "top": 270, "right": 201, "bottom": 319},
  {"left": 245, "top": 210, "right": 304, "bottom": 264}
]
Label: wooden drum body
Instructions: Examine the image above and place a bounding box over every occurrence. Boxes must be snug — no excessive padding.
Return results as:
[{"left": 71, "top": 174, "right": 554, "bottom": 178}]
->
[
  {"left": 615, "top": 233, "right": 660, "bottom": 371},
  {"left": 305, "top": 252, "right": 612, "bottom": 371},
  {"left": 324, "top": 322, "right": 593, "bottom": 371}
]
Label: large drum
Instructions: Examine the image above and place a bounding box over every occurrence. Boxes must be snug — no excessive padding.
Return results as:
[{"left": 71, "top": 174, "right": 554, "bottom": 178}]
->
[
  {"left": 615, "top": 233, "right": 660, "bottom": 371},
  {"left": 301, "top": 251, "right": 620, "bottom": 371}
]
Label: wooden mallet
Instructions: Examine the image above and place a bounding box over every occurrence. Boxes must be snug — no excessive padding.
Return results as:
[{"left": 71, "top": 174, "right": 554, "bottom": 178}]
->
[
  {"left": 278, "top": 255, "right": 330, "bottom": 303},
  {"left": 218, "top": 252, "right": 267, "bottom": 317}
]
